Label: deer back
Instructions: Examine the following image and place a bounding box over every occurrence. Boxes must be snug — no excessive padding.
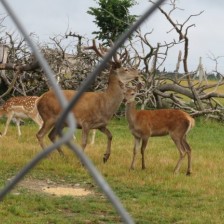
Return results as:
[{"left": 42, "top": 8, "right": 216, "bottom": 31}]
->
[
  {"left": 127, "top": 107, "right": 194, "bottom": 137},
  {"left": 3, "top": 96, "right": 39, "bottom": 111}
]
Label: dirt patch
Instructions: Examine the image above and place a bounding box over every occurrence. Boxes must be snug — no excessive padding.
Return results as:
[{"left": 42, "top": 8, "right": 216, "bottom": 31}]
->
[
  {"left": 42, "top": 186, "right": 90, "bottom": 196},
  {"left": 12, "top": 178, "right": 93, "bottom": 197}
]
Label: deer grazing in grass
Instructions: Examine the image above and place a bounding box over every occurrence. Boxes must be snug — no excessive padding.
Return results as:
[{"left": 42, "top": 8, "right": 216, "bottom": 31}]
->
[
  {"left": 36, "top": 40, "right": 139, "bottom": 161},
  {"left": 123, "top": 87, "right": 195, "bottom": 175},
  {"left": 0, "top": 96, "right": 43, "bottom": 136}
]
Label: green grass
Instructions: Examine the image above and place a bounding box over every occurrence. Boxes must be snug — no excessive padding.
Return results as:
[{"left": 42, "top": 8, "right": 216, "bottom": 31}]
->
[{"left": 0, "top": 117, "right": 224, "bottom": 223}]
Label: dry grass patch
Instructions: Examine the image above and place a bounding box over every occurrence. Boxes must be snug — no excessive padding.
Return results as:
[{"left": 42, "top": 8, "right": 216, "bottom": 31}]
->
[{"left": 11, "top": 178, "right": 93, "bottom": 197}]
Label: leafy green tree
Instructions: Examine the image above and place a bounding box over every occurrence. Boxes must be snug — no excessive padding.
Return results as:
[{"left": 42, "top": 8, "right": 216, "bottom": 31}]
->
[{"left": 88, "top": 0, "right": 137, "bottom": 45}]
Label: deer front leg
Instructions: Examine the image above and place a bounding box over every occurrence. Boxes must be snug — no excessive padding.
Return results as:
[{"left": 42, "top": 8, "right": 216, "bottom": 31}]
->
[
  {"left": 32, "top": 113, "right": 43, "bottom": 129},
  {"left": 48, "top": 126, "right": 64, "bottom": 156},
  {"left": 81, "top": 127, "right": 89, "bottom": 151},
  {"left": 90, "top": 129, "right": 96, "bottom": 145},
  {"left": 1, "top": 112, "right": 14, "bottom": 136},
  {"left": 141, "top": 138, "right": 149, "bottom": 170},
  {"left": 130, "top": 137, "right": 140, "bottom": 170},
  {"left": 98, "top": 127, "right": 112, "bottom": 163},
  {"left": 15, "top": 118, "right": 22, "bottom": 136}
]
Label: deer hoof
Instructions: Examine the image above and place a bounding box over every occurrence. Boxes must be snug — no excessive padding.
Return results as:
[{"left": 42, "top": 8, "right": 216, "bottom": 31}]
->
[
  {"left": 103, "top": 154, "right": 110, "bottom": 163},
  {"left": 186, "top": 171, "right": 191, "bottom": 176}
]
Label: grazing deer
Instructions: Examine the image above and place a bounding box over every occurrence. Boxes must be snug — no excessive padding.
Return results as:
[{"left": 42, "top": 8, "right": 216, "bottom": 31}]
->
[
  {"left": 124, "top": 87, "right": 195, "bottom": 175},
  {"left": 0, "top": 96, "right": 43, "bottom": 136},
  {"left": 36, "top": 40, "right": 139, "bottom": 161}
]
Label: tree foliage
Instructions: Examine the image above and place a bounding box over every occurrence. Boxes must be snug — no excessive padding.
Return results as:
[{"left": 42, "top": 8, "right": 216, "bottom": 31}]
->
[{"left": 87, "top": 0, "right": 137, "bottom": 45}]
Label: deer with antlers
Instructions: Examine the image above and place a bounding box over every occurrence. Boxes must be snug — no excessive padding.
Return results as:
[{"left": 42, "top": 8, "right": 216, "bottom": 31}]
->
[
  {"left": 0, "top": 96, "right": 43, "bottom": 137},
  {"left": 123, "top": 87, "right": 195, "bottom": 175},
  {"left": 36, "top": 40, "right": 139, "bottom": 161}
]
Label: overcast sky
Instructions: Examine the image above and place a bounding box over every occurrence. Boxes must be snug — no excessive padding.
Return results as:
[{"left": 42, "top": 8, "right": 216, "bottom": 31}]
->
[{"left": 1, "top": 0, "right": 224, "bottom": 73}]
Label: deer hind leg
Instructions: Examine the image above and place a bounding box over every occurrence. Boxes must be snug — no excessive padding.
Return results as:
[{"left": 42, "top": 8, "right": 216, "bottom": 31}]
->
[
  {"left": 81, "top": 127, "right": 90, "bottom": 151},
  {"left": 98, "top": 127, "right": 112, "bottom": 163},
  {"left": 15, "top": 118, "right": 22, "bottom": 136},
  {"left": 130, "top": 137, "right": 141, "bottom": 170},
  {"left": 171, "top": 134, "right": 186, "bottom": 174},
  {"left": 48, "top": 126, "right": 64, "bottom": 156},
  {"left": 36, "top": 119, "right": 55, "bottom": 150},
  {"left": 182, "top": 135, "right": 192, "bottom": 176}
]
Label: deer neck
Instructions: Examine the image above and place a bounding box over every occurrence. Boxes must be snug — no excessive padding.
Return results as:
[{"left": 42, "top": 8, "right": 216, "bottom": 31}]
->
[
  {"left": 125, "top": 101, "right": 137, "bottom": 124},
  {"left": 104, "top": 74, "right": 124, "bottom": 108}
]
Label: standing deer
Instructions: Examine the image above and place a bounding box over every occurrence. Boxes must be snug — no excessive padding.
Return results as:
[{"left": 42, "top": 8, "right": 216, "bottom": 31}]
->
[
  {"left": 124, "top": 87, "right": 195, "bottom": 175},
  {"left": 0, "top": 96, "right": 43, "bottom": 136},
  {"left": 36, "top": 40, "right": 139, "bottom": 161}
]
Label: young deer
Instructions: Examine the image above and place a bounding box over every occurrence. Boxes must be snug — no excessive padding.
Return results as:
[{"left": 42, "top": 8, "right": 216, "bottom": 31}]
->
[
  {"left": 0, "top": 96, "right": 43, "bottom": 136},
  {"left": 36, "top": 40, "right": 139, "bottom": 161},
  {"left": 124, "top": 87, "right": 195, "bottom": 175}
]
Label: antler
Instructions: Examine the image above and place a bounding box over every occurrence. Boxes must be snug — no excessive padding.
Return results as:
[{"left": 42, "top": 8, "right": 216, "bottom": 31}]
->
[
  {"left": 84, "top": 39, "right": 106, "bottom": 59},
  {"left": 84, "top": 39, "right": 129, "bottom": 69},
  {"left": 109, "top": 40, "right": 129, "bottom": 68}
]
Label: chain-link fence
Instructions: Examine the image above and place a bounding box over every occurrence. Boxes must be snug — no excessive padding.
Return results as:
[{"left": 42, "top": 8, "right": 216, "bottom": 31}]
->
[{"left": 0, "top": 0, "right": 166, "bottom": 223}]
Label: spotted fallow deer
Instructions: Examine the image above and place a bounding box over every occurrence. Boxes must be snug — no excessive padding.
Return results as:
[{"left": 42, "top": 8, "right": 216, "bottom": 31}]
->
[
  {"left": 124, "top": 87, "right": 195, "bottom": 175},
  {"left": 0, "top": 96, "right": 43, "bottom": 136},
  {"left": 36, "top": 40, "right": 139, "bottom": 161}
]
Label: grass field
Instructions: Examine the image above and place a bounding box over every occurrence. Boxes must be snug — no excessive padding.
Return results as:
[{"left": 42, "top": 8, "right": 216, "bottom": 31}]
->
[{"left": 0, "top": 117, "right": 224, "bottom": 223}]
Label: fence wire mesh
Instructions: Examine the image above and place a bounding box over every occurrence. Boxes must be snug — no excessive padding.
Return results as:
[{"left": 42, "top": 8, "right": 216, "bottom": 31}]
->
[{"left": 0, "top": 0, "right": 166, "bottom": 223}]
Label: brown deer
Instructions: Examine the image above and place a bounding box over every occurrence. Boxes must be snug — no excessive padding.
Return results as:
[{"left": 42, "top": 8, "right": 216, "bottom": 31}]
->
[
  {"left": 36, "top": 40, "right": 139, "bottom": 161},
  {"left": 124, "top": 87, "right": 195, "bottom": 175},
  {"left": 0, "top": 96, "right": 43, "bottom": 136}
]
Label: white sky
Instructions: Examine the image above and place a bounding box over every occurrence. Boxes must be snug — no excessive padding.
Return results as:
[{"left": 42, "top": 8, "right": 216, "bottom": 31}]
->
[{"left": 1, "top": 0, "right": 224, "bottom": 73}]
